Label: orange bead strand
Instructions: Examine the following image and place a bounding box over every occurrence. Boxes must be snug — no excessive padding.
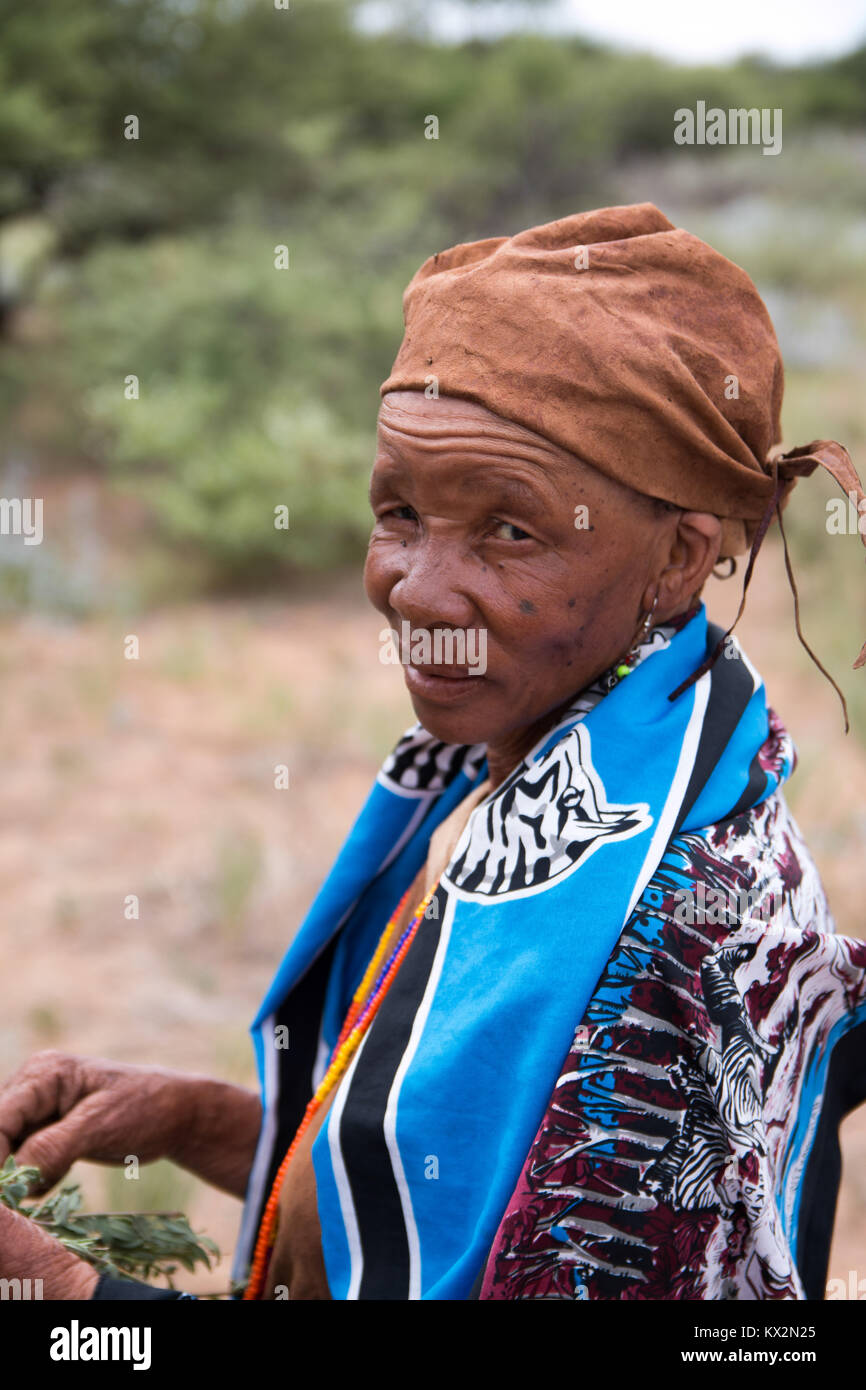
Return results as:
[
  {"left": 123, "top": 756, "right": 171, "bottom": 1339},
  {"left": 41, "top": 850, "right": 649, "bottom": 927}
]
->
[{"left": 243, "top": 878, "right": 439, "bottom": 1299}]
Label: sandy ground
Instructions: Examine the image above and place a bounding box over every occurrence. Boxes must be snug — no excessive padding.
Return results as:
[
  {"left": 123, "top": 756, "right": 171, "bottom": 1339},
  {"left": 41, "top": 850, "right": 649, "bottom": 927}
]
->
[{"left": 1, "top": 553, "right": 864, "bottom": 1299}]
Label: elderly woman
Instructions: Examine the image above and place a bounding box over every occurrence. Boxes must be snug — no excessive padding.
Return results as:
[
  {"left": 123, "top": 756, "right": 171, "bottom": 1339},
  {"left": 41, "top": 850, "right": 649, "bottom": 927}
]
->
[{"left": 2, "top": 203, "right": 866, "bottom": 1302}]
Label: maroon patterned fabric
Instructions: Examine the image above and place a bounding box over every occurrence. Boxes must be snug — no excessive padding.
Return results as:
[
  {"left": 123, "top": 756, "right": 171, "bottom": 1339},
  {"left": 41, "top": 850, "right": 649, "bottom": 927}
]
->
[{"left": 480, "top": 713, "right": 866, "bottom": 1300}]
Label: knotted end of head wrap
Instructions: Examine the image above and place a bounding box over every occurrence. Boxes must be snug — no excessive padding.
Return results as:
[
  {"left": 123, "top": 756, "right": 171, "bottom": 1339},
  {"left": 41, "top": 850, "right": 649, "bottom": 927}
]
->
[{"left": 668, "top": 440, "right": 866, "bottom": 721}]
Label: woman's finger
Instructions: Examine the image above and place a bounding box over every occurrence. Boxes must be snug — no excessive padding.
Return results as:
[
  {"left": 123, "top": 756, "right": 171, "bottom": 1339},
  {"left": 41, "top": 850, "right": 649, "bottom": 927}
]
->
[
  {"left": 13, "top": 1096, "right": 110, "bottom": 1191},
  {"left": 0, "top": 1053, "right": 80, "bottom": 1167}
]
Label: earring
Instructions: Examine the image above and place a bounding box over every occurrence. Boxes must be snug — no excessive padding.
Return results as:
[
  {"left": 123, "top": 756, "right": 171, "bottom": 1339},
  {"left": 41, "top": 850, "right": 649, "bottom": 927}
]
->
[
  {"left": 609, "top": 594, "right": 659, "bottom": 685},
  {"left": 636, "top": 593, "right": 659, "bottom": 641}
]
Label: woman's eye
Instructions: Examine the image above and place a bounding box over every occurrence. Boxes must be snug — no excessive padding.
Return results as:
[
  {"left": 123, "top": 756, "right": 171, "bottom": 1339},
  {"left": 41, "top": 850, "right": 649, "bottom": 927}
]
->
[
  {"left": 384, "top": 505, "right": 417, "bottom": 522},
  {"left": 491, "top": 520, "right": 532, "bottom": 541}
]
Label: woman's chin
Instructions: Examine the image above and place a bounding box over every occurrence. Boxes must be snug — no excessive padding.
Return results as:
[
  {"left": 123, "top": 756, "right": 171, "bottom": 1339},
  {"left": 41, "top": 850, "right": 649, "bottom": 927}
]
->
[{"left": 407, "top": 682, "right": 500, "bottom": 748}]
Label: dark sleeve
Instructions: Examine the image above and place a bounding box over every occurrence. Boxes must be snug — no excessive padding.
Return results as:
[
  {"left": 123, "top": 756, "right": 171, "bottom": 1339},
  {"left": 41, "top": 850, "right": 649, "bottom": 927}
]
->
[{"left": 90, "top": 1272, "right": 197, "bottom": 1301}]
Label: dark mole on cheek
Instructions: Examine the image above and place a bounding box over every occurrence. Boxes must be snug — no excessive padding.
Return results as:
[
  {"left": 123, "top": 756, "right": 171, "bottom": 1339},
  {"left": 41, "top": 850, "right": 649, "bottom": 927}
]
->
[
  {"left": 519, "top": 598, "right": 536, "bottom": 614},
  {"left": 567, "top": 598, "right": 576, "bottom": 608},
  {"left": 401, "top": 540, "right": 407, "bottom": 548}
]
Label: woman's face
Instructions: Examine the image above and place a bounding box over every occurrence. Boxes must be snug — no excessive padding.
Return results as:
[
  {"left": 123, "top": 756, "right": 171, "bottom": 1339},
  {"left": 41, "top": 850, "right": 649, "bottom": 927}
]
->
[{"left": 364, "top": 391, "right": 696, "bottom": 773}]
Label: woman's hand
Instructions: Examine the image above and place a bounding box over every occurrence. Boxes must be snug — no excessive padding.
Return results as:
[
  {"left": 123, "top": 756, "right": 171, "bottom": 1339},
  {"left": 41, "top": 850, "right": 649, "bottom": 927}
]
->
[
  {"left": 0, "top": 1051, "right": 262, "bottom": 1199},
  {"left": 0, "top": 1200, "right": 98, "bottom": 1299}
]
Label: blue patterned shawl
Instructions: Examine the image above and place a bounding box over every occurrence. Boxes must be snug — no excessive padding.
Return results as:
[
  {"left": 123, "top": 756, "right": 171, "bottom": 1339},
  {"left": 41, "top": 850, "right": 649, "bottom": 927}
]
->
[{"left": 235, "top": 604, "right": 796, "bottom": 1298}]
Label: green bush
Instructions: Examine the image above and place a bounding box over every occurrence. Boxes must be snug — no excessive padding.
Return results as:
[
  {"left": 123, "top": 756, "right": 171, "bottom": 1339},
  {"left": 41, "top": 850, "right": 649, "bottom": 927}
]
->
[{"left": 3, "top": 0, "right": 866, "bottom": 591}]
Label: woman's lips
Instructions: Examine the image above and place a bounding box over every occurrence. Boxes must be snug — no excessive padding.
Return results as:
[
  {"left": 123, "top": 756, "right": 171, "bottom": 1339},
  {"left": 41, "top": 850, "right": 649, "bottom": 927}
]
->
[{"left": 404, "top": 664, "right": 487, "bottom": 703}]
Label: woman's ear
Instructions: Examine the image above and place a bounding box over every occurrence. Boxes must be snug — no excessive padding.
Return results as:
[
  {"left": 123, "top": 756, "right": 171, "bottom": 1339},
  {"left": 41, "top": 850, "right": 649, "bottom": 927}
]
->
[{"left": 655, "top": 512, "right": 722, "bottom": 615}]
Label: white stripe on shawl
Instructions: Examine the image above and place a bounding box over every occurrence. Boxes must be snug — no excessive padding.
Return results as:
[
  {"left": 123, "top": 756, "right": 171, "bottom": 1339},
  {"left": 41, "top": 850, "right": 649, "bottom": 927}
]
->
[
  {"left": 384, "top": 890, "right": 457, "bottom": 1300},
  {"left": 622, "top": 671, "right": 711, "bottom": 924},
  {"left": 328, "top": 1026, "right": 373, "bottom": 1299},
  {"left": 231, "top": 1010, "right": 279, "bottom": 1283}
]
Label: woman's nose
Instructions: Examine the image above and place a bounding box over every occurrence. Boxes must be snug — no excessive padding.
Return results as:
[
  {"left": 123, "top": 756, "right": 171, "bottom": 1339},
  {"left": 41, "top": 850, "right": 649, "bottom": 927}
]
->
[{"left": 387, "top": 537, "right": 477, "bottom": 630}]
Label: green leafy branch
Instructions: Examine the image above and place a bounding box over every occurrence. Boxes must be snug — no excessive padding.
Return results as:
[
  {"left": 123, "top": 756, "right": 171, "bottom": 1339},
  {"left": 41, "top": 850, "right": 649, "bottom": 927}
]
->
[{"left": 0, "top": 1155, "right": 219, "bottom": 1287}]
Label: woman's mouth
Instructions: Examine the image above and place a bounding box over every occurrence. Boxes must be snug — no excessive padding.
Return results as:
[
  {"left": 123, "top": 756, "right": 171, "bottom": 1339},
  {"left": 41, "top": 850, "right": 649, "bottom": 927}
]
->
[{"left": 404, "top": 664, "right": 487, "bottom": 703}]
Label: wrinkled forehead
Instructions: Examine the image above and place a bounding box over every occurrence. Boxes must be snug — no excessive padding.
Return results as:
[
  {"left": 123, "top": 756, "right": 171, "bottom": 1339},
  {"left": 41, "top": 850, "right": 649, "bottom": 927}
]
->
[
  {"left": 377, "top": 389, "right": 606, "bottom": 474},
  {"left": 376, "top": 389, "right": 582, "bottom": 477},
  {"left": 375, "top": 390, "right": 667, "bottom": 518},
  {"left": 379, "top": 388, "right": 533, "bottom": 436}
]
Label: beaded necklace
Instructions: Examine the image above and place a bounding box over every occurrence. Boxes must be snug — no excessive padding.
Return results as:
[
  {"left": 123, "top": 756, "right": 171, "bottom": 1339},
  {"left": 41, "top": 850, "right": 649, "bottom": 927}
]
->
[{"left": 243, "top": 876, "right": 440, "bottom": 1300}]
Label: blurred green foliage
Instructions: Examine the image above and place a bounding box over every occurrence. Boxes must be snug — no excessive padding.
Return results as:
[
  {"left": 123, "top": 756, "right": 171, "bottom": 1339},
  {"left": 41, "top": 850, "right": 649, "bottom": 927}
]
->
[{"left": 1, "top": 0, "right": 865, "bottom": 587}]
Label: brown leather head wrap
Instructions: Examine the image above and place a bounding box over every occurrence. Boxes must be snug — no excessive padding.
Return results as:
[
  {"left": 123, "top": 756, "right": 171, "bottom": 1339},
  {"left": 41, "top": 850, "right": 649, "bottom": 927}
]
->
[{"left": 381, "top": 203, "right": 866, "bottom": 718}]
